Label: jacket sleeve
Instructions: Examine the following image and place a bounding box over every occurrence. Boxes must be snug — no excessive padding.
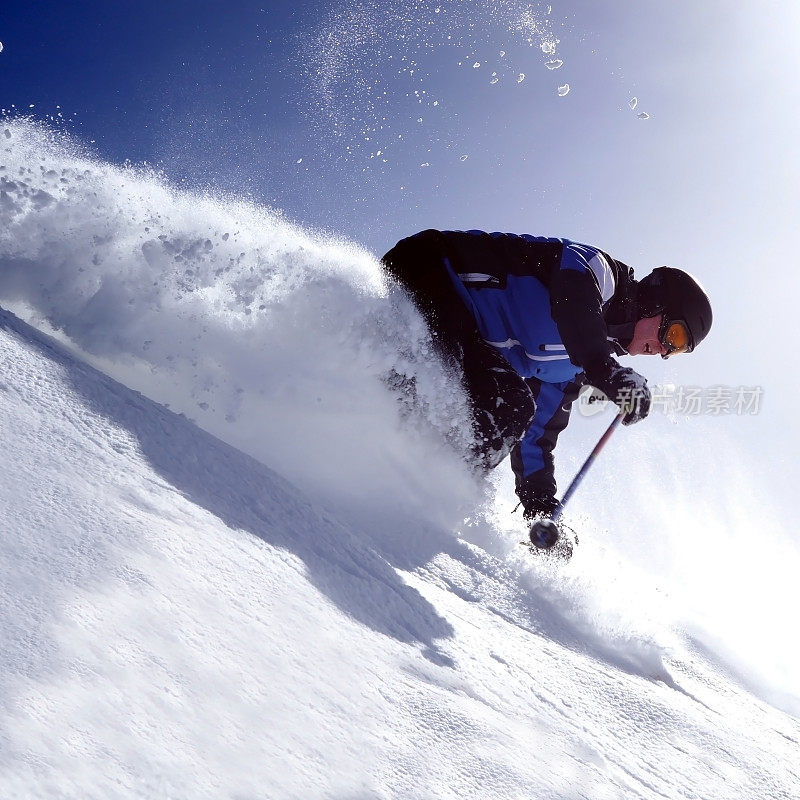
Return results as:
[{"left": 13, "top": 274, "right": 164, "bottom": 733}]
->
[
  {"left": 549, "top": 244, "right": 616, "bottom": 377},
  {"left": 510, "top": 379, "right": 581, "bottom": 506}
]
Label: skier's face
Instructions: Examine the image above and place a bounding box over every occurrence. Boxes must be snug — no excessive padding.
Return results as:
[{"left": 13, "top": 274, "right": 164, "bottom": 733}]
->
[{"left": 627, "top": 315, "right": 667, "bottom": 356}]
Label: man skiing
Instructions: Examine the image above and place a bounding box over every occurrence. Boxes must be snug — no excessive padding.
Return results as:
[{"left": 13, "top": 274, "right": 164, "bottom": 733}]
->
[{"left": 382, "top": 229, "right": 712, "bottom": 537}]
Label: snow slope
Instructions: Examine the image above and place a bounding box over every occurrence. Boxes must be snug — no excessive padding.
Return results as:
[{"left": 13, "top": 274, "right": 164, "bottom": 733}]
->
[
  {"left": 1, "top": 286, "right": 800, "bottom": 799},
  {"left": 2, "top": 120, "right": 800, "bottom": 798}
]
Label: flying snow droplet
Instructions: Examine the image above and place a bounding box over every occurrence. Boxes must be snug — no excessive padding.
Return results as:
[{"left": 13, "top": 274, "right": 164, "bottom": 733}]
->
[
  {"left": 637, "top": 112, "right": 650, "bottom": 120},
  {"left": 460, "top": 155, "right": 468, "bottom": 162},
  {"left": 490, "top": 76, "right": 499, "bottom": 85},
  {"left": 517, "top": 73, "right": 525, "bottom": 83},
  {"left": 420, "top": 162, "right": 430, "bottom": 168},
  {"left": 629, "top": 97, "right": 638, "bottom": 110},
  {"left": 473, "top": 62, "right": 481, "bottom": 69},
  {"left": 499, "top": 50, "right": 506, "bottom": 58},
  {"left": 296, "top": 158, "right": 303, "bottom": 164},
  {"left": 557, "top": 84, "right": 570, "bottom": 97},
  {"left": 0, "top": 42, "right": 4, "bottom": 53},
  {"left": 545, "top": 59, "right": 563, "bottom": 70},
  {"left": 417, "top": 117, "right": 423, "bottom": 123},
  {"left": 541, "top": 41, "right": 556, "bottom": 55}
]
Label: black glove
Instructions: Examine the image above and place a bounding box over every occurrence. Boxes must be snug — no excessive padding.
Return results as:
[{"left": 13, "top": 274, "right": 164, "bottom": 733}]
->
[
  {"left": 586, "top": 358, "right": 651, "bottom": 426},
  {"left": 520, "top": 493, "right": 560, "bottom": 522}
]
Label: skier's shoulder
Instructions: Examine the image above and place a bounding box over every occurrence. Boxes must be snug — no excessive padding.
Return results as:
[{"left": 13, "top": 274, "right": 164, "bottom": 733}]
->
[
  {"left": 558, "top": 241, "right": 630, "bottom": 302},
  {"left": 560, "top": 240, "right": 633, "bottom": 281}
]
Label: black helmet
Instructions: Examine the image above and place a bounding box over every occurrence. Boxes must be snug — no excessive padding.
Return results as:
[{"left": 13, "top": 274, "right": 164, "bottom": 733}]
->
[{"left": 636, "top": 267, "right": 713, "bottom": 351}]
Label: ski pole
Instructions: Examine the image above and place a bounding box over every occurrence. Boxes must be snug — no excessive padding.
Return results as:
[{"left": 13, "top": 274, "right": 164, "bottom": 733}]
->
[
  {"left": 551, "top": 411, "right": 623, "bottom": 522},
  {"left": 529, "top": 411, "right": 623, "bottom": 549}
]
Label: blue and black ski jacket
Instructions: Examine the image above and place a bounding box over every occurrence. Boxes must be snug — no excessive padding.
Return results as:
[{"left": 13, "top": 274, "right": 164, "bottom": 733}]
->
[{"left": 423, "top": 229, "right": 637, "bottom": 500}]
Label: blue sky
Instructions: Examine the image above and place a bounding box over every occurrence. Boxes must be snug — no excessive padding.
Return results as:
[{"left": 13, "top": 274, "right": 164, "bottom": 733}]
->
[
  {"left": 3, "top": 2, "right": 796, "bottom": 255},
  {"left": 3, "top": 0, "right": 799, "bottom": 489}
]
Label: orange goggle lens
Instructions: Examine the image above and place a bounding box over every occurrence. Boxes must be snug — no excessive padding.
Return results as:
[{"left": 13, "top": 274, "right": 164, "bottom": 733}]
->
[{"left": 661, "top": 320, "right": 691, "bottom": 356}]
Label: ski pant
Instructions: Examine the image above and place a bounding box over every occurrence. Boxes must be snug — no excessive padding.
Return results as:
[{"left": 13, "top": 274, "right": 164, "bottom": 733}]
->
[{"left": 381, "top": 231, "right": 537, "bottom": 471}]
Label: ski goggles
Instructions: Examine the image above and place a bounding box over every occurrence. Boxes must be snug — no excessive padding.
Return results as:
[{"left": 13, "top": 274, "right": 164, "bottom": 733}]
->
[{"left": 659, "top": 318, "right": 692, "bottom": 358}]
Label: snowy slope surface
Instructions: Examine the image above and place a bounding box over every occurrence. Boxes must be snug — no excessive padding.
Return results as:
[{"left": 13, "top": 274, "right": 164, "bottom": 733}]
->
[
  {"left": 2, "top": 307, "right": 800, "bottom": 797},
  {"left": 2, "top": 119, "right": 800, "bottom": 798}
]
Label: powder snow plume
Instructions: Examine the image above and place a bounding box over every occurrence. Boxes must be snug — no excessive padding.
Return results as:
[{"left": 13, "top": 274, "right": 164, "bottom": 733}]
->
[
  {"left": 0, "top": 118, "right": 680, "bottom": 684},
  {"left": 0, "top": 119, "right": 478, "bottom": 530}
]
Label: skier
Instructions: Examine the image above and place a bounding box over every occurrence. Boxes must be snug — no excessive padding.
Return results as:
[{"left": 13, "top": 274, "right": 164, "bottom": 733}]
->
[{"left": 382, "top": 229, "right": 712, "bottom": 527}]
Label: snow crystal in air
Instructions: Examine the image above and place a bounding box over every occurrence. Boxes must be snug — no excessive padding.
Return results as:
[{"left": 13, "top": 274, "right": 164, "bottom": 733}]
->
[
  {"left": 629, "top": 97, "right": 638, "bottom": 110},
  {"left": 300, "top": 2, "right": 570, "bottom": 166},
  {"left": 637, "top": 112, "right": 650, "bottom": 120},
  {"left": 420, "top": 162, "right": 430, "bottom": 167},
  {"left": 545, "top": 59, "right": 563, "bottom": 70},
  {"left": 296, "top": 158, "right": 303, "bottom": 164},
  {"left": 0, "top": 42, "right": 4, "bottom": 53},
  {"left": 557, "top": 84, "right": 570, "bottom": 96},
  {"left": 417, "top": 117, "right": 423, "bottom": 123},
  {"left": 460, "top": 155, "right": 468, "bottom": 161}
]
